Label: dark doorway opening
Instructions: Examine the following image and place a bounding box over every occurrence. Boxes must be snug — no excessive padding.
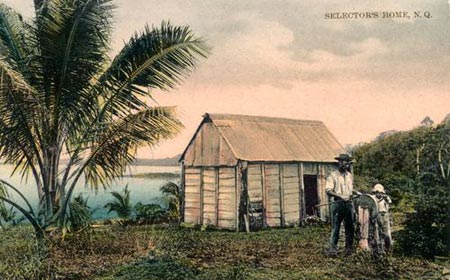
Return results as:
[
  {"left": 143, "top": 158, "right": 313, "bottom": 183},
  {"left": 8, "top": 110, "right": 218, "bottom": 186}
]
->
[{"left": 304, "top": 175, "right": 319, "bottom": 216}]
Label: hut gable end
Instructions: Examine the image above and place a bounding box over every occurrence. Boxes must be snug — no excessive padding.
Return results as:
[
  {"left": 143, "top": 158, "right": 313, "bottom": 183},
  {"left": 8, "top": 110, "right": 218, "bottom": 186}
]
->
[{"left": 182, "top": 120, "right": 237, "bottom": 167}]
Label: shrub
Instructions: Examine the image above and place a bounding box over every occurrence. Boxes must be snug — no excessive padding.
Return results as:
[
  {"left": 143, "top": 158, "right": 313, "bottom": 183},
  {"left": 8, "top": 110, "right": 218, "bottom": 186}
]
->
[
  {"left": 353, "top": 123, "right": 450, "bottom": 259},
  {"left": 396, "top": 173, "right": 450, "bottom": 259},
  {"left": 68, "top": 194, "right": 92, "bottom": 232},
  {"left": 160, "top": 181, "right": 182, "bottom": 223},
  {"left": 134, "top": 203, "right": 167, "bottom": 224}
]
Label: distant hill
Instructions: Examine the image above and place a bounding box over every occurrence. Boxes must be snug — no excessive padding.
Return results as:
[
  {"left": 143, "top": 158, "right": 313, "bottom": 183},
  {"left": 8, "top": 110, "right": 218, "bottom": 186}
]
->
[
  {"left": 2, "top": 155, "right": 182, "bottom": 166},
  {"left": 133, "top": 154, "right": 181, "bottom": 166}
]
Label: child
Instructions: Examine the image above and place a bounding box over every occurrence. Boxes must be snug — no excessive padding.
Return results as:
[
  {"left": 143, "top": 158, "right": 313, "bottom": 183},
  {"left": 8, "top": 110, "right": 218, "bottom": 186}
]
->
[{"left": 372, "top": 183, "right": 392, "bottom": 252}]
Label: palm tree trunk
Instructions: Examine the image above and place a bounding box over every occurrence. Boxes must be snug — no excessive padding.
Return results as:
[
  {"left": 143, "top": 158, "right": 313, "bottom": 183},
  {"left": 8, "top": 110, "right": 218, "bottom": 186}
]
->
[{"left": 42, "top": 148, "right": 54, "bottom": 220}]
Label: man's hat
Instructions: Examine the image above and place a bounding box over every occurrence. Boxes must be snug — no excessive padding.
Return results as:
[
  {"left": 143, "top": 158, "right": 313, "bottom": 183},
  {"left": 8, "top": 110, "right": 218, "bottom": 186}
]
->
[{"left": 334, "top": 153, "right": 353, "bottom": 162}]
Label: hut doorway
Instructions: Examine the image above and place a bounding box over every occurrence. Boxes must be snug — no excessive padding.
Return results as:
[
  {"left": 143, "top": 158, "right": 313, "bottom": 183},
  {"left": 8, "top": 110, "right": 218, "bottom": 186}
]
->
[{"left": 304, "top": 175, "right": 319, "bottom": 216}]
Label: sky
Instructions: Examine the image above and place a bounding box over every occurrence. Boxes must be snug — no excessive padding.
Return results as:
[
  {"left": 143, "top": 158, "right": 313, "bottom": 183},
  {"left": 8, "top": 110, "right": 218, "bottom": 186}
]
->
[{"left": 4, "top": 0, "right": 450, "bottom": 159}]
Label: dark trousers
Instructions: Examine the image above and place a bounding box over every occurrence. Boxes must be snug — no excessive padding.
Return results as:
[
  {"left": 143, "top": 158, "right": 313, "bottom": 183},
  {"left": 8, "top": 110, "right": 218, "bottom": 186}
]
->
[
  {"left": 377, "top": 213, "right": 392, "bottom": 251},
  {"left": 329, "top": 200, "right": 354, "bottom": 252}
]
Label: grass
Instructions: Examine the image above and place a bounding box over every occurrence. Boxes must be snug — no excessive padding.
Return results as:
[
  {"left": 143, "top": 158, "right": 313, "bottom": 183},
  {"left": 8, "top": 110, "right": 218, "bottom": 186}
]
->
[
  {"left": 0, "top": 227, "right": 46, "bottom": 279},
  {"left": 97, "top": 226, "right": 447, "bottom": 280},
  {"left": 0, "top": 224, "right": 448, "bottom": 279}
]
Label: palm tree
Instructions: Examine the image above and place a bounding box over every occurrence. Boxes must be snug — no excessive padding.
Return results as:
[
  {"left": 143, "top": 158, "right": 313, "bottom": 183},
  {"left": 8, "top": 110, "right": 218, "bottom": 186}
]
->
[
  {"left": 104, "top": 185, "right": 132, "bottom": 220},
  {"left": 0, "top": 0, "right": 208, "bottom": 237}
]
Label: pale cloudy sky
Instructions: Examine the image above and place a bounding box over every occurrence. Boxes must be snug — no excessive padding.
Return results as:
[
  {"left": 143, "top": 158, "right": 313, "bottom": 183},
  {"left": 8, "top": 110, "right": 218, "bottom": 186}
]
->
[{"left": 4, "top": 0, "right": 450, "bottom": 158}]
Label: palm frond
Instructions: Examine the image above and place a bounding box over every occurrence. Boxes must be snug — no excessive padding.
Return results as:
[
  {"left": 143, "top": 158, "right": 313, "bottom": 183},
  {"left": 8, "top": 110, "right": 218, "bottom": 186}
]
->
[
  {"left": 0, "top": 180, "right": 35, "bottom": 216},
  {"left": 160, "top": 181, "right": 180, "bottom": 197},
  {"left": 35, "top": 0, "right": 114, "bottom": 141},
  {"left": 0, "top": 59, "right": 44, "bottom": 182},
  {"left": 0, "top": 4, "right": 30, "bottom": 70},
  {"left": 104, "top": 185, "right": 131, "bottom": 219},
  {"left": 97, "top": 21, "right": 209, "bottom": 119},
  {"left": 0, "top": 1, "right": 209, "bottom": 234},
  {"left": 0, "top": 195, "right": 43, "bottom": 237},
  {"left": 0, "top": 181, "right": 9, "bottom": 221},
  {"left": 81, "top": 107, "right": 183, "bottom": 188},
  {"left": 110, "top": 191, "right": 126, "bottom": 206}
]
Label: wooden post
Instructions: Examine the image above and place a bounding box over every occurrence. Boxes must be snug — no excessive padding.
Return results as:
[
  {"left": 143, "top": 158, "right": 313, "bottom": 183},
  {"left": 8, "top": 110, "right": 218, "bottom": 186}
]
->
[
  {"left": 261, "top": 163, "right": 267, "bottom": 228},
  {"left": 200, "top": 168, "right": 204, "bottom": 225},
  {"left": 236, "top": 161, "right": 251, "bottom": 232},
  {"left": 318, "top": 165, "right": 326, "bottom": 220},
  {"left": 316, "top": 165, "right": 321, "bottom": 218},
  {"left": 215, "top": 167, "right": 219, "bottom": 227},
  {"left": 180, "top": 163, "right": 185, "bottom": 223},
  {"left": 235, "top": 165, "right": 239, "bottom": 231},
  {"left": 299, "top": 163, "right": 305, "bottom": 223},
  {"left": 279, "top": 164, "right": 285, "bottom": 227},
  {"left": 242, "top": 162, "right": 250, "bottom": 233}
]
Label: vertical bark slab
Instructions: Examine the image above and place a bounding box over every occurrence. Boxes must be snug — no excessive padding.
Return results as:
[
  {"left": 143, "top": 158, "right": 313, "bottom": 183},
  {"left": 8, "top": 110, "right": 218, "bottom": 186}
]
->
[
  {"left": 217, "top": 167, "right": 236, "bottom": 229},
  {"left": 184, "top": 167, "right": 202, "bottom": 224}
]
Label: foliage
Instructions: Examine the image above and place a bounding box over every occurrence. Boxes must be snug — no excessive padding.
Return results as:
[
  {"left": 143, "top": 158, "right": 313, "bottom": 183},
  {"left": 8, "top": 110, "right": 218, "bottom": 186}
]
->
[
  {"left": 134, "top": 202, "right": 167, "bottom": 224},
  {"left": 196, "top": 266, "right": 248, "bottom": 280},
  {"left": 353, "top": 124, "right": 449, "bottom": 190},
  {"left": 0, "top": 205, "right": 25, "bottom": 229},
  {"left": 104, "top": 186, "right": 132, "bottom": 220},
  {"left": 396, "top": 173, "right": 450, "bottom": 259},
  {"left": 0, "top": 180, "right": 44, "bottom": 237},
  {"left": 352, "top": 126, "right": 431, "bottom": 190},
  {"left": 160, "top": 181, "right": 182, "bottom": 223},
  {"left": 0, "top": 0, "right": 208, "bottom": 236},
  {"left": 68, "top": 194, "right": 92, "bottom": 232},
  {"left": 103, "top": 183, "right": 182, "bottom": 225},
  {"left": 353, "top": 123, "right": 450, "bottom": 259},
  {"left": 0, "top": 184, "right": 7, "bottom": 219}
]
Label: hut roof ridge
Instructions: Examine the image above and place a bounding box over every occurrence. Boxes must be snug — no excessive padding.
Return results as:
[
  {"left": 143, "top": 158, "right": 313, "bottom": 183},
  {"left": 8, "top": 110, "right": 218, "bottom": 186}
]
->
[{"left": 205, "top": 113, "right": 324, "bottom": 126}]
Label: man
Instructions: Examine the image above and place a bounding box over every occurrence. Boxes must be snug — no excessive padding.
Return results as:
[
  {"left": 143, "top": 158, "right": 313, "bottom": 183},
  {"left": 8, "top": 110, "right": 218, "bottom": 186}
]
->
[
  {"left": 326, "top": 153, "right": 356, "bottom": 256},
  {"left": 372, "top": 183, "right": 393, "bottom": 252}
]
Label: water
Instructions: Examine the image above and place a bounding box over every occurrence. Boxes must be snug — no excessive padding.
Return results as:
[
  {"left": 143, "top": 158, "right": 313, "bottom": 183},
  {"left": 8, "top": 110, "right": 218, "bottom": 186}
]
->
[{"left": 0, "top": 164, "right": 180, "bottom": 220}]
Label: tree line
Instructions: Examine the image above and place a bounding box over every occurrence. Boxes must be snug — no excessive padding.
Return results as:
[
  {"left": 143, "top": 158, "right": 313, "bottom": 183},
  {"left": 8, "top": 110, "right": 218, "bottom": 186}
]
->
[{"left": 352, "top": 121, "right": 450, "bottom": 259}]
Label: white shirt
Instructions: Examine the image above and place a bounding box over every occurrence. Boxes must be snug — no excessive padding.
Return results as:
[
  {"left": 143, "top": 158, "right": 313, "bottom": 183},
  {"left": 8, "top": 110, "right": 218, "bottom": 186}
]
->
[
  {"left": 376, "top": 195, "right": 392, "bottom": 213},
  {"left": 325, "top": 170, "right": 353, "bottom": 200}
]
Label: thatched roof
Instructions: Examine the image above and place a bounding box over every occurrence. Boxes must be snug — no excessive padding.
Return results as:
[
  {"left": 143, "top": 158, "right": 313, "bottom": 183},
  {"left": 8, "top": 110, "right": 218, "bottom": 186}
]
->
[{"left": 180, "top": 113, "right": 345, "bottom": 163}]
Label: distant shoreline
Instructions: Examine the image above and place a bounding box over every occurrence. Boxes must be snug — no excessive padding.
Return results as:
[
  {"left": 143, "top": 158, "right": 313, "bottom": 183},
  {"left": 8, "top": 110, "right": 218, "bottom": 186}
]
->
[
  {"left": 123, "top": 172, "right": 180, "bottom": 179},
  {"left": 132, "top": 154, "right": 181, "bottom": 166}
]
